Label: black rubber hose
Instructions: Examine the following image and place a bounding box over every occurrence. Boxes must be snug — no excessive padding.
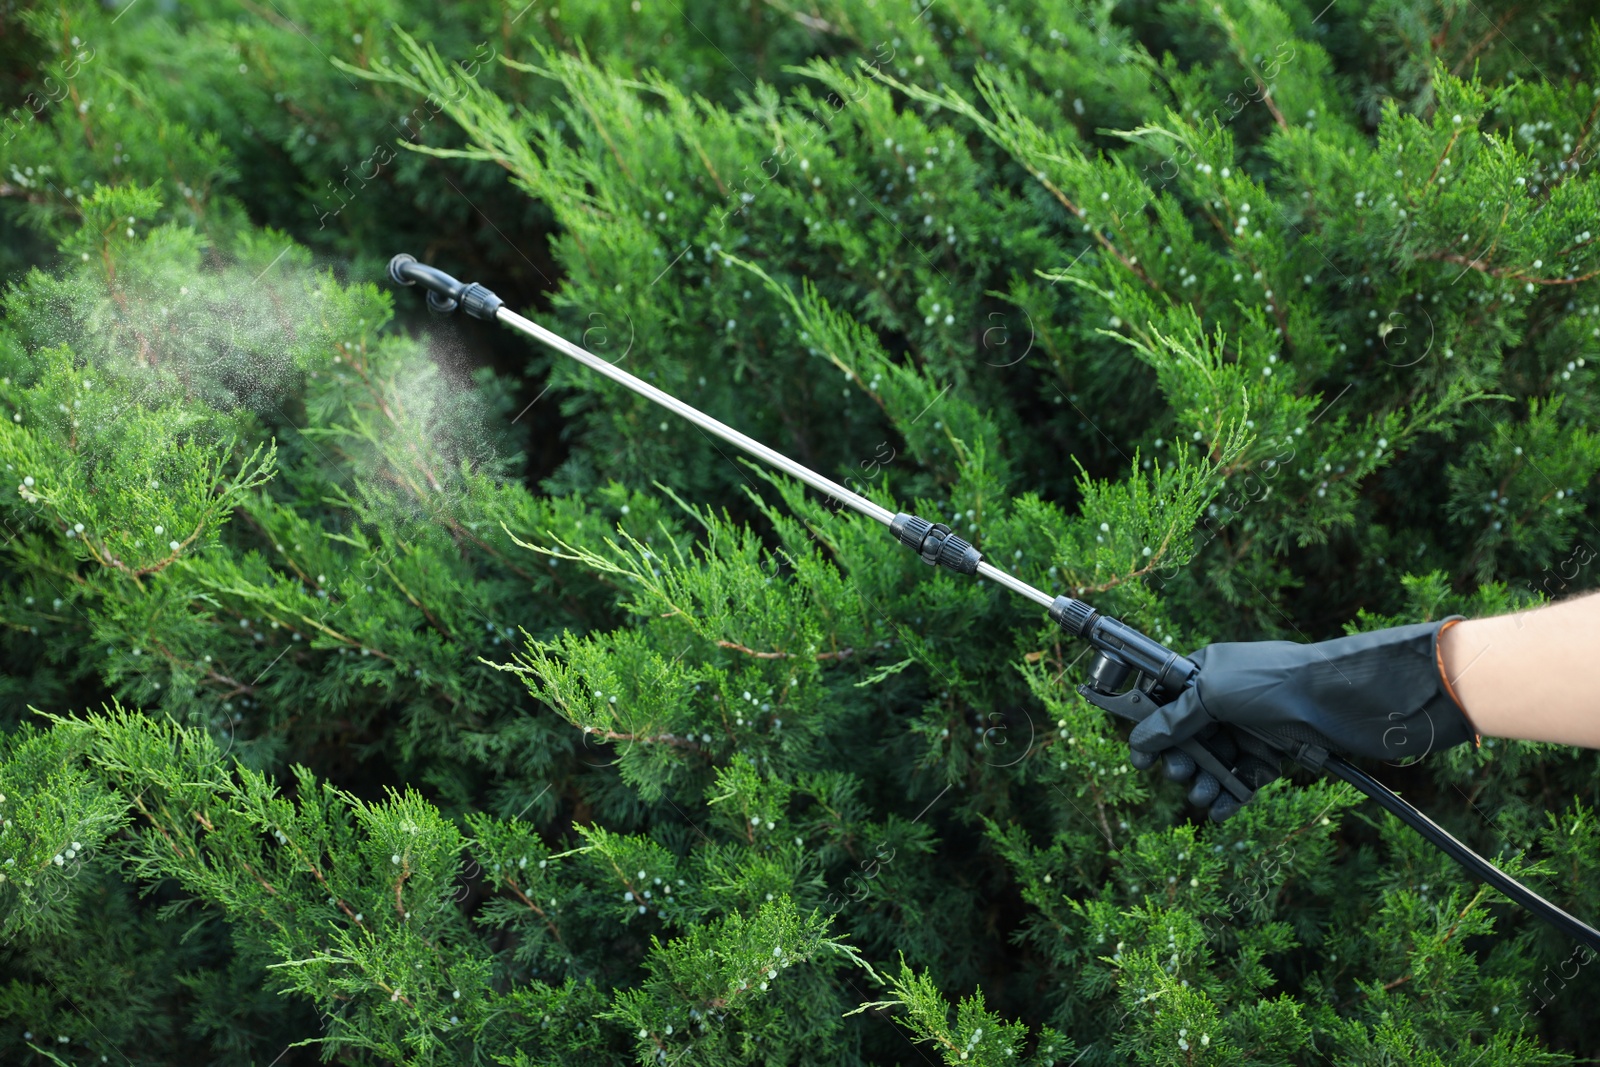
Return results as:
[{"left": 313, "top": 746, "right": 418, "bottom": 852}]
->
[{"left": 1324, "top": 755, "right": 1600, "bottom": 951}]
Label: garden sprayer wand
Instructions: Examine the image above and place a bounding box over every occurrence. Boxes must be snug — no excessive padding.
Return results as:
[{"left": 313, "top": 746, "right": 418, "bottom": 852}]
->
[{"left": 388, "top": 253, "right": 1600, "bottom": 953}]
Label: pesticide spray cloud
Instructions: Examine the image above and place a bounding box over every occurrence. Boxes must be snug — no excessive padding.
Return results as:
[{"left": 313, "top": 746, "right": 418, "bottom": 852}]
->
[{"left": 1, "top": 224, "right": 512, "bottom": 570}]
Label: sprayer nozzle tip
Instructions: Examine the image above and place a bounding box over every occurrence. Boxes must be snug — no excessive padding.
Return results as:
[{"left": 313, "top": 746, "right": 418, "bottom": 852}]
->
[{"left": 388, "top": 253, "right": 418, "bottom": 286}]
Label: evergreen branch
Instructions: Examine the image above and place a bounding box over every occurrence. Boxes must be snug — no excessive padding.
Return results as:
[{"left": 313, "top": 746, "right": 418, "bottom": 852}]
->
[
  {"left": 715, "top": 640, "right": 791, "bottom": 659},
  {"left": 1209, "top": 5, "right": 1288, "bottom": 130},
  {"left": 1422, "top": 127, "right": 1465, "bottom": 189},
  {"left": 370, "top": 552, "right": 452, "bottom": 641},
  {"left": 717, "top": 252, "right": 893, "bottom": 417},
  {"left": 125, "top": 788, "right": 197, "bottom": 864},
  {"left": 715, "top": 639, "right": 854, "bottom": 661},
  {"left": 690, "top": 137, "right": 729, "bottom": 198},
  {"left": 499, "top": 875, "right": 570, "bottom": 951},
  {"left": 0, "top": 182, "right": 54, "bottom": 206},
  {"left": 1416, "top": 250, "right": 1600, "bottom": 286},
  {"left": 852, "top": 656, "right": 912, "bottom": 687},
  {"left": 1559, "top": 89, "right": 1600, "bottom": 177},
  {"left": 392, "top": 864, "right": 409, "bottom": 922},
  {"left": 1451, "top": 7, "right": 1521, "bottom": 76},
  {"left": 579, "top": 724, "right": 704, "bottom": 751},
  {"left": 343, "top": 28, "right": 547, "bottom": 182},
  {"left": 1338, "top": 884, "right": 1492, "bottom": 1009},
  {"left": 338, "top": 342, "right": 449, "bottom": 493},
  {"left": 758, "top": 0, "right": 840, "bottom": 35},
  {"left": 860, "top": 63, "right": 1152, "bottom": 285}
]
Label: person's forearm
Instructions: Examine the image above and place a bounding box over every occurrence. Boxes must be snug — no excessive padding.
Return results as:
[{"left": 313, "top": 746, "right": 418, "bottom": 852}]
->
[{"left": 1438, "top": 589, "right": 1600, "bottom": 748}]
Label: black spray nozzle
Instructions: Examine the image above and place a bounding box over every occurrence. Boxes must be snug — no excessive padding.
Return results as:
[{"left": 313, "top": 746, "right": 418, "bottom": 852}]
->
[{"left": 388, "top": 254, "right": 505, "bottom": 320}]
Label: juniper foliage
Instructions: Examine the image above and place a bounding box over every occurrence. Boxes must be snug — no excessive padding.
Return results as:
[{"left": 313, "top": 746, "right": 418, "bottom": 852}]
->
[{"left": 2, "top": 1, "right": 1600, "bottom": 1065}]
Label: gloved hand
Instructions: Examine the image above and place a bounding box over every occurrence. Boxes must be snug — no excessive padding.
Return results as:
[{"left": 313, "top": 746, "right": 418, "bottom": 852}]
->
[
  {"left": 1129, "top": 617, "right": 1476, "bottom": 821},
  {"left": 1128, "top": 722, "right": 1283, "bottom": 822}
]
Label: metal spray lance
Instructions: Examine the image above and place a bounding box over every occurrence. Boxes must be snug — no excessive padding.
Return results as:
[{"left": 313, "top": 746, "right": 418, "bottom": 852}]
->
[{"left": 387, "top": 253, "right": 1600, "bottom": 953}]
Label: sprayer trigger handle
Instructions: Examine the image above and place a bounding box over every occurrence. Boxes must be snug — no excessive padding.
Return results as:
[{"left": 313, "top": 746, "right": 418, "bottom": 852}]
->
[{"left": 1078, "top": 684, "right": 1256, "bottom": 804}]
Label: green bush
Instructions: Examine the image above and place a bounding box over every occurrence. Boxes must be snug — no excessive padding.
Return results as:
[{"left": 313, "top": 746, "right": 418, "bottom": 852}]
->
[{"left": 2, "top": 0, "right": 1599, "bottom": 1063}]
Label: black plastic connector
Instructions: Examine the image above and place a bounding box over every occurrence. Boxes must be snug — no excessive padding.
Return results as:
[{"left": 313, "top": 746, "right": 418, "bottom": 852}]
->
[
  {"left": 1052, "top": 595, "right": 1198, "bottom": 695},
  {"left": 1048, "top": 596, "right": 1098, "bottom": 637},
  {"left": 889, "top": 513, "right": 982, "bottom": 574},
  {"left": 388, "top": 254, "right": 505, "bottom": 321}
]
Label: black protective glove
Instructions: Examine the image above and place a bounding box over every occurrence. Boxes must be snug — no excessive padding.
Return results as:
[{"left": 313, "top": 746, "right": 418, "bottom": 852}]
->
[
  {"left": 1128, "top": 722, "right": 1284, "bottom": 822},
  {"left": 1129, "top": 617, "right": 1476, "bottom": 821}
]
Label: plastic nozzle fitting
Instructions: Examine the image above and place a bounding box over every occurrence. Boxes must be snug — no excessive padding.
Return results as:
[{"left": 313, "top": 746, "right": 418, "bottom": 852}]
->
[
  {"left": 387, "top": 254, "right": 505, "bottom": 321},
  {"left": 1049, "top": 596, "right": 1098, "bottom": 636}
]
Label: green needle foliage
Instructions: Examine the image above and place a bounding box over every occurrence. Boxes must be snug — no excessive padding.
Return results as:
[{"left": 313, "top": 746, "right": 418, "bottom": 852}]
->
[{"left": 3, "top": 0, "right": 1600, "bottom": 1064}]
